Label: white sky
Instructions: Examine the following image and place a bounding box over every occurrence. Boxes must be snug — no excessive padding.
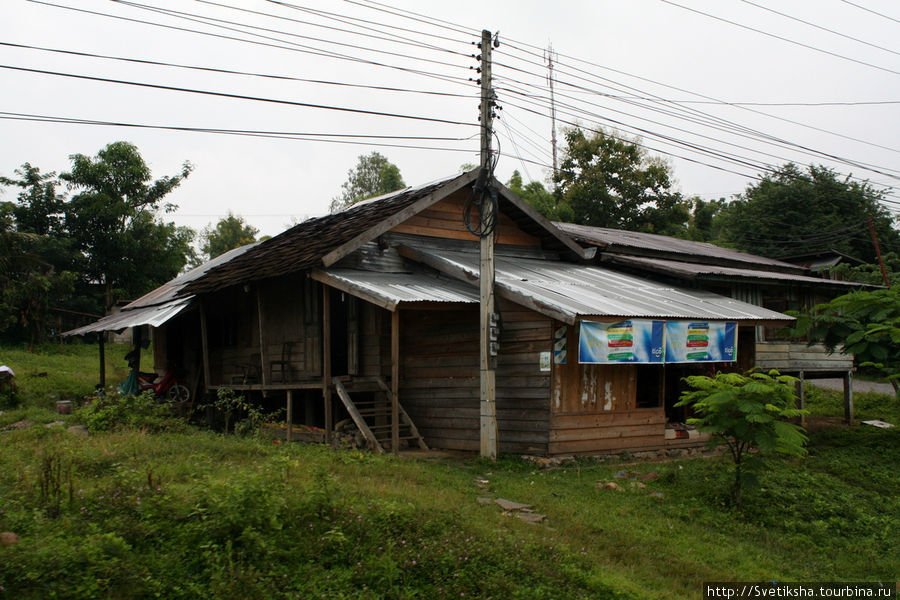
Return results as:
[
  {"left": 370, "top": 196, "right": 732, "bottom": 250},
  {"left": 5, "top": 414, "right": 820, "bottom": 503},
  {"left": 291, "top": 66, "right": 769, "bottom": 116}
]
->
[{"left": 1, "top": 0, "right": 899, "bottom": 238}]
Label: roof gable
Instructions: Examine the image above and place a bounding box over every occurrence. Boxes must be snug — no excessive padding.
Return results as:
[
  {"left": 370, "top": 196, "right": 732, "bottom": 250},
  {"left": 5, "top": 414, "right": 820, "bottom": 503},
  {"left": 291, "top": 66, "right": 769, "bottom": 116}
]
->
[{"left": 182, "top": 170, "right": 588, "bottom": 296}]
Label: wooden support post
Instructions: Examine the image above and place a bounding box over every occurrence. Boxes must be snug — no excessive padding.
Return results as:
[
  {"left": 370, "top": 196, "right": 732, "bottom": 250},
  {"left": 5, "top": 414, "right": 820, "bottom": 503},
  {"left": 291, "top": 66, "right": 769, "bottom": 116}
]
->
[
  {"left": 796, "top": 370, "right": 806, "bottom": 427},
  {"left": 256, "top": 287, "right": 268, "bottom": 389},
  {"left": 322, "top": 284, "right": 333, "bottom": 444},
  {"left": 199, "top": 300, "right": 211, "bottom": 389},
  {"left": 286, "top": 390, "right": 293, "bottom": 443},
  {"left": 98, "top": 334, "right": 106, "bottom": 388},
  {"left": 391, "top": 310, "right": 400, "bottom": 454},
  {"left": 132, "top": 327, "right": 143, "bottom": 373},
  {"left": 843, "top": 370, "right": 854, "bottom": 425}
]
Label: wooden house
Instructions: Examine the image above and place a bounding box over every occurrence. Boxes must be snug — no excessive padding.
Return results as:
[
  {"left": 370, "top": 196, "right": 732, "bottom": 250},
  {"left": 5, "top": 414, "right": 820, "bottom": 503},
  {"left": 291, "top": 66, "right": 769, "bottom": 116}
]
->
[{"left": 68, "top": 170, "right": 865, "bottom": 455}]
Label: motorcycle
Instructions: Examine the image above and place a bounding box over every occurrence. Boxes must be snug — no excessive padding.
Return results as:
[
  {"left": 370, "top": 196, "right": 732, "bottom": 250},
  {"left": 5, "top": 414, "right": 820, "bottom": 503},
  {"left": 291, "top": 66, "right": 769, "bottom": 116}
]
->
[{"left": 137, "top": 365, "right": 190, "bottom": 403}]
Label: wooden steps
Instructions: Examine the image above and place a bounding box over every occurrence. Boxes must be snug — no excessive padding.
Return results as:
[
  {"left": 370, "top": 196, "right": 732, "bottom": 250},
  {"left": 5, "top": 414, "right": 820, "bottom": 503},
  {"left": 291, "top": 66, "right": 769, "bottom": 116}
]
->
[{"left": 332, "top": 376, "right": 428, "bottom": 453}]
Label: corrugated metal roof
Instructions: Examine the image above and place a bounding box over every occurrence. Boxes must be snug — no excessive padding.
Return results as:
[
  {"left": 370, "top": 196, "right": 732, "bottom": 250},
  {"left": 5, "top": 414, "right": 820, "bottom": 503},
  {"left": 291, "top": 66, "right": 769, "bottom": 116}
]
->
[
  {"left": 555, "top": 222, "right": 805, "bottom": 272},
  {"left": 125, "top": 242, "right": 260, "bottom": 309},
  {"left": 316, "top": 268, "right": 478, "bottom": 309},
  {"left": 64, "top": 298, "right": 192, "bottom": 336},
  {"left": 605, "top": 255, "right": 865, "bottom": 288},
  {"left": 409, "top": 248, "right": 793, "bottom": 324}
]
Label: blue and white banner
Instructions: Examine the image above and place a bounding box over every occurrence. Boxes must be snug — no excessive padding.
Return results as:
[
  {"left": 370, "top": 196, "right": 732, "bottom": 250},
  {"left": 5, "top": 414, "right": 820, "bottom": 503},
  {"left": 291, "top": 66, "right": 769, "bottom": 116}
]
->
[
  {"left": 578, "top": 320, "right": 665, "bottom": 364},
  {"left": 664, "top": 321, "right": 737, "bottom": 363}
]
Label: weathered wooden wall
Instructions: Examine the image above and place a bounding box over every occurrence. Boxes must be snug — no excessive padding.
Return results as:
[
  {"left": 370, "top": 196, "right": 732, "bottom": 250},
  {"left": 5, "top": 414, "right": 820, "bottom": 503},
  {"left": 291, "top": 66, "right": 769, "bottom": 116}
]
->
[
  {"left": 549, "top": 323, "right": 666, "bottom": 455},
  {"left": 204, "top": 275, "right": 322, "bottom": 386},
  {"left": 391, "top": 191, "right": 540, "bottom": 247},
  {"left": 398, "top": 299, "right": 551, "bottom": 455},
  {"left": 755, "top": 341, "right": 853, "bottom": 372}
]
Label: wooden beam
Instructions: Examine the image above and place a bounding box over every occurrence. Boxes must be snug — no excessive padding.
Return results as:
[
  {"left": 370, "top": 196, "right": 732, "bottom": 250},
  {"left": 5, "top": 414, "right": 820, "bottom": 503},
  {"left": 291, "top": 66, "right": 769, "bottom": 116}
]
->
[
  {"left": 310, "top": 269, "right": 397, "bottom": 311},
  {"left": 98, "top": 334, "right": 106, "bottom": 388},
  {"left": 321, "top": 169, "right": 480, "bottom": 267},
  {"left": 256, "top": 287, "right": 268, "bottom": 389},
  {"left": 286, "top": 389, "right": 293, "bottom": 443},
  {"left": 199, "top": 299, "right": 211, "bottom": 389},
  {"left": 322, "top": 283, "right": 333, "bottom": 444},
  {"left": 843, "top": 370, "right": 854, "bottom": 425},
  {"left": 333, "top": 379, "right": 383, "bottom": 454},
  {"left": 391, "top": 310, "right": 400, "bottom": 454}
]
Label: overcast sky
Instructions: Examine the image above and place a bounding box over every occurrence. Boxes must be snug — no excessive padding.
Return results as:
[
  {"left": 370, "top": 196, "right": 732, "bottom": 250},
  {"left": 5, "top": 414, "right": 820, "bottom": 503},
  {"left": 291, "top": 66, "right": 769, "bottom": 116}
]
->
[{"left": 2, "top": 0, "right": 899, "bottom": 238}]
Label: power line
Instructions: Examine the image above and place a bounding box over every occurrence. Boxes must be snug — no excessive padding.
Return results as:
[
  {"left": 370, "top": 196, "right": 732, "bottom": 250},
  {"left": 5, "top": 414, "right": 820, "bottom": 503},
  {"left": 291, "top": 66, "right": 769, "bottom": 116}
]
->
[
  {"left": 659, "top": 0, "right": 900, "bottom": 76},
  {"left": 739, "top": 0, "right": 900, "bottom": 58},
  {"left": 0, "top": 111, "right": 479, "bottom": 152},
  {"left": 111, "top": 0, "right": 470, "bottom": 73},
  {"left": 839, "top": 0, "right": 900, "bottom": 25},
  {"left": 0, "top": 41, "right": 477, "bottom": 100},
  {"left": 0, "top": 64, "right": 478, "bottom": 127},
  {"left": 29, "top": 0, "right": 473, "bottom": 88}
]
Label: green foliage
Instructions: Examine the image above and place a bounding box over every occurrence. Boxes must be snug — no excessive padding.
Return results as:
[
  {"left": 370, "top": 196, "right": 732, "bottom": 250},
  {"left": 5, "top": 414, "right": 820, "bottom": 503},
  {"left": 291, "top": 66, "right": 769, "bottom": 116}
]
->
[
  {"left": 676, "top": 370, "right": 808, "bottom": 507},
  {"left": 331, "top": 151, "right": 405, "bottom": 212},
  {"left": 208, "top": 387, "right": 265, "bottom": 435},
  {"left": 60, "top": 141, "right": 194, "bottom": 310},
  {"left": 505, "top": 170, "right": 571, "bottom": 221},
  {"left": 717, "top": 163, "right": 899, "bottom": 261},
  {"left": 200, "top": 212, "right": 259, "bottom": 261},
  {"left": 790, "top": 286, "right": 900, "bottom": 398},
  {"left": 553, "top": 127, "right": 690, "bottom": 235},
  {"left": 825, "top": 252, "right": 900, "bottom": 287},
  {"left": 75, "top": 390, "right": 186, "bottom": 433}
]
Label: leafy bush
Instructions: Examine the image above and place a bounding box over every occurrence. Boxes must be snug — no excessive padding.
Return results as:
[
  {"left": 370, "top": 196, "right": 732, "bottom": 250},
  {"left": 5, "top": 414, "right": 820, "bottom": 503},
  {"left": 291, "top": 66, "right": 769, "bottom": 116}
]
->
[
  {"left": 75, "top": 390, "right": 186, "bottom": 433},
  {"left": 676, "top": 370, "right": 808, "bottom": 508}
]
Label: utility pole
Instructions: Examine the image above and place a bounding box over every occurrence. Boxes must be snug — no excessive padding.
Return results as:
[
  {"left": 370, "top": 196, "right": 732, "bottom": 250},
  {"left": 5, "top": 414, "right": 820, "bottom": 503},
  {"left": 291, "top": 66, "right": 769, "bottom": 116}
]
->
[
  {"left": 478, "top": 29, "right": 498, "bottom": 460},
  {"left": 545, "top": 43, "right": 558, "bottom": 179}
]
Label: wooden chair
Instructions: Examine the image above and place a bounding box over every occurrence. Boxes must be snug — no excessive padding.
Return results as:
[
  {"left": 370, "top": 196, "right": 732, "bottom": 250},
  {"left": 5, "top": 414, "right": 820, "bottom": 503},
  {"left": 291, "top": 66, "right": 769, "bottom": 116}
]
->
[
  {"left": 231, "top": 353, "right": 261, "bottom": 385},
  {"left": 269, "top": 342, "right": 295, "bottom": 383}
]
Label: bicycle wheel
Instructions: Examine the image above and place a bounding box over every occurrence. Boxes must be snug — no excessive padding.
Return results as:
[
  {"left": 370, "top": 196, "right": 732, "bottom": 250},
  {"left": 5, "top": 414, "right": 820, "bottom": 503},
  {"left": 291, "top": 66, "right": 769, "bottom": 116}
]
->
[{"left": 166, "top": 383, "right": 190, "bottom": 404}]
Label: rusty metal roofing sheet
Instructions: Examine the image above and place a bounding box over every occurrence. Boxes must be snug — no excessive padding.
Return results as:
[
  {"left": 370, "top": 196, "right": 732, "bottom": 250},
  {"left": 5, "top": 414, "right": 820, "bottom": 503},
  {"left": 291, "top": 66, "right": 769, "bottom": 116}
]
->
[
  {"left": 411, "top": 249, "right": 793, "bottom": 324},
  {"left": 605, "top": 255, "right": 866, "bottom": 288},
  {"left": 64, "top": 298, "right": 192, "bottom": 336},
  {"left": 555, "top": 222, "right": 803, "bottom": 272},
  {"left": 318, "top": 268, "right": 478, "bottom": 309}
]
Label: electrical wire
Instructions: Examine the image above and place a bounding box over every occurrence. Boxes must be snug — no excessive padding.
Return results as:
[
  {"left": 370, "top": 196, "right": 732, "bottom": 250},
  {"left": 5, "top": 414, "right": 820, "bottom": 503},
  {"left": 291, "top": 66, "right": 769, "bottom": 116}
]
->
[
  {"left": 0, "top": 111, "right": 479, "bottom": 152},
  {"left": 838, "top": 0, "right": 900, "bottom": 25},
  {"left": 0, "top": 41, "right": 478, "bottom": 100},
  {"left": 659, "top": 0, "right": 900, "bottom": 76},
  {"left": 739, "top": 0, "right": 900, "bottom": 58},
  {"left": 0, "top": 64, "right": 478, "bottom": 127},
  {"left": 28, "top": 0, "right": 474, "bottom": 88}
]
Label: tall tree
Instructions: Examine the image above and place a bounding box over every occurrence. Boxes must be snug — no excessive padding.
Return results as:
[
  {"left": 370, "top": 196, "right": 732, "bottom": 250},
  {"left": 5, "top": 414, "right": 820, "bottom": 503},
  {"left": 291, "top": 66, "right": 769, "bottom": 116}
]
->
[
  {"left": 505, "top": 170, "right": 569, "bottom": 221},
  {"left": 717, "top": 163, "right": 899, "bottom": 262},
  {"left": 201, "top": 212, "right": 259, "bottom": 260},
  {"left": 330, "top": 152, "right": 405, "bottom": 212},
  {"left": 553, "top": 127, "right": 689, "bottom": 235},
  {"left": 60, "top": 141, "right": 194, "bottom": 311}
]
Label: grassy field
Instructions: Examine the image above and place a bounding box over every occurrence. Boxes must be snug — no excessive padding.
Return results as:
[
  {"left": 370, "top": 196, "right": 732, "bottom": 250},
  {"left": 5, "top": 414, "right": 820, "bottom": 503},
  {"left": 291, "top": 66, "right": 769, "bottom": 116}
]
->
[{"left": 0, "top": 344, "right": 897, "bottom": 599}]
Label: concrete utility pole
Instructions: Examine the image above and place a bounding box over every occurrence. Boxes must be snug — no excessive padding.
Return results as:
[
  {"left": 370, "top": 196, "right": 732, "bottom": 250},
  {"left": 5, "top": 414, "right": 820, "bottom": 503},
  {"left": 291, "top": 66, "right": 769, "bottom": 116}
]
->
[{"left": 479, "top": 29, "right": 498, "bottom": 460}]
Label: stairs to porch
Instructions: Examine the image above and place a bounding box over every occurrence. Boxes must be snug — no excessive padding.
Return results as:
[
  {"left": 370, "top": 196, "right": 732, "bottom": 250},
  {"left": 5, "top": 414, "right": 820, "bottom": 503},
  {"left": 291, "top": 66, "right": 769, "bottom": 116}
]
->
[{"left": 332, "top": 376, "right": 428, "bottom": 454}]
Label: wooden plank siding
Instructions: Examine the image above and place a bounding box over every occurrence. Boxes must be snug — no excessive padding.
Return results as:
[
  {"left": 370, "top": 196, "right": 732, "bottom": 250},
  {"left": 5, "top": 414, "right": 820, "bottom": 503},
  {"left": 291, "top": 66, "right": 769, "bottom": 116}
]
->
[
  {"left": 391, "top": 193, "right": 540, "bottom": 247},
  {"left": 549, "top": 323, "right": 666, "bottom": 455},
  {"left": 204, "top": 275, "right": 323, "bottom": 387},
  {"left": 397, "top": 299, "right": 552, "bottom": 455},
  {"left": 755, "top": 341, "right": 853, "bottom": 372}
]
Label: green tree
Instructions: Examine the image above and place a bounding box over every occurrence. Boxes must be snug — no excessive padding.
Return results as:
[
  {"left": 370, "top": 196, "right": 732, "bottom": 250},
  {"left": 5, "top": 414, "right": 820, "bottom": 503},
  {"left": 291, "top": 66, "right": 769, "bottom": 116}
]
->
[
  {"left": 684, "top": 196, "right": 726, "bottom": 242},
  {"left": 60, "top": 142, "right": 194, "bottom": 311},
  {"left": 717, "top": 163, "right": 899, "bottom": 261},
  {"left": 506, "top": 170, "right": 571, "bottom": 221},
  {"left": 200, "top": 212, "right": 259, "bottom": 260},
  {"left": 553, "top": 127, "right": 689, "bottom": 234},
  {"left": 676, "top": 370, "right": 808, "bottom": 508},
  {"left": 789, "top": 286, "right": 900, "bottom": 398},
  {"left": 330, "top": 152, "right": 405, "bottom": 212}
]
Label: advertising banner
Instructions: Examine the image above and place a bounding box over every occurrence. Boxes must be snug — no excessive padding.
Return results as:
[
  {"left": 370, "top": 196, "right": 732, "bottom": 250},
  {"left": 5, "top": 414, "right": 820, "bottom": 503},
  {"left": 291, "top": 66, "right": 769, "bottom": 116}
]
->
[
  {"left": 578, "top": 320, "right": 665, "bottom": 364},
  {"left": 664, "top": 321, "right": 737, "bottom": 363}
]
